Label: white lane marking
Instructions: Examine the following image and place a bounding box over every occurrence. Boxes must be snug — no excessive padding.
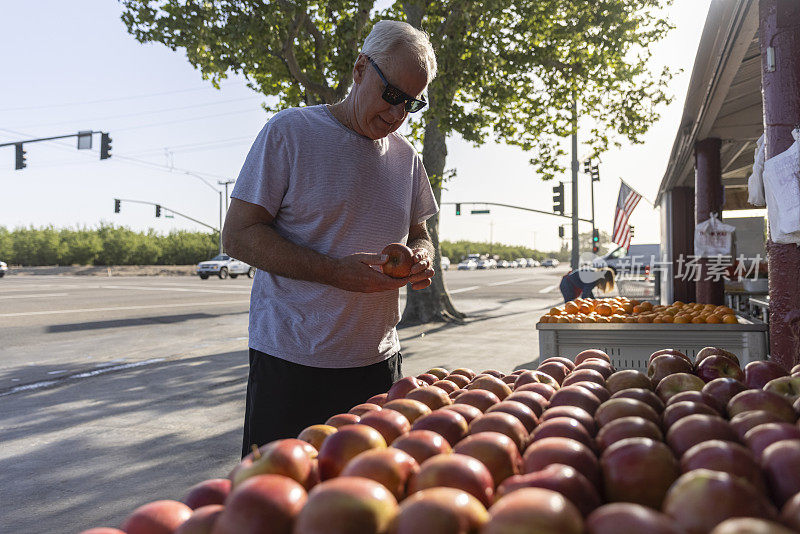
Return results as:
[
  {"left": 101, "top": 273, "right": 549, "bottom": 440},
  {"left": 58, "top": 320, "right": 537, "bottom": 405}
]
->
[
  {"left": 449, "top": 285, "right": 480, "bottom": 294},
  {"left": 539, "top": 283, "right": 560, "bottom": 293},
  {"left": 488, "top": 277, "right": 528, "bottom": 287},
  {"left": 0, "top": 300, "right": 250, "bottom": 318},
  {"left": 0, "top": 358, "right": 166, "bottom": 397},
  {"left": 99, "top": 284, "right": 250, "bottom": 295},
  {"left": 47, "top": 370, "right": 68, "bottom": 375},
  {"left": 0, "top": 292, "right": 69, "bottom": 300}
]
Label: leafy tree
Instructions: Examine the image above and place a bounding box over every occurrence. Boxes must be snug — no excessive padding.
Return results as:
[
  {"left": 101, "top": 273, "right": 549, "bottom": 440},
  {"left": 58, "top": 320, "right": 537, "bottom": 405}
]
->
[{"left": 120, "top": 0, "right": 674, "bottom": 323}]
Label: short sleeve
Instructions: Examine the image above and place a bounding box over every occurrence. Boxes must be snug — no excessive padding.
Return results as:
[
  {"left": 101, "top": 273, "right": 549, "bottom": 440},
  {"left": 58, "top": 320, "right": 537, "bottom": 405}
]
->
[
  {"left": 410, "top": 154, "right": 439, "bottom": 226},
  {"left": 230, "top": 119, "right": 290, "bottom": 217}
]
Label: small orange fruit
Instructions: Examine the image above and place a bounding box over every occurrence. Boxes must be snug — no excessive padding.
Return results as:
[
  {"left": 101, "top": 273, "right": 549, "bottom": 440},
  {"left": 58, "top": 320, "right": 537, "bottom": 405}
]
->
[
  {"left": 549, "top": 308, "right": 562, "bottom": 315},
  {"left": 661, "top": 314, "right": 674, "bottom": 323},
  {"left": 639, "top": 302, "right": 653, "bottom": 312},
  {"left": 722, "top": 314, "right": 738, "bottom": 324},
  {"left": 564, "top": 302, "right": 579, "bottom": 315},
  {"left": 637, "top": 315, "right": 652, "bottom": 323},
  {"left": 691, "top": 316, "right": 706, "bottom": 324},
  {"left": 705, "top": 315, "right": 722, "bottom": 324},
  {"left": 673, "top": 315, "right": 690, "bottom": 324},
  {"left": 557, "top": 316, "right": 570, "bottom": 323},
  {"left": 596, "top": 303, "right": 613, "bottom": 317}
]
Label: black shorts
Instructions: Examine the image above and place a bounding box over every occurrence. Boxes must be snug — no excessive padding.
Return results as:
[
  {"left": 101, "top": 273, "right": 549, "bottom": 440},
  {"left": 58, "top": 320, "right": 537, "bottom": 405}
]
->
[{"left": 241, "top": 348, "right": 403, "bottom": 457}]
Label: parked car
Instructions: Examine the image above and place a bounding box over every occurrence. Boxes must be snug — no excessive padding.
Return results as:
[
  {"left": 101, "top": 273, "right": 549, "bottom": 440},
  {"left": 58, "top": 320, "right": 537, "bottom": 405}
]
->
[
  {"left": 0, "top": 261, "right": 7, "bottom": 278},
  {"left": 516, "top": 258, "right": 529, "bottom": 268},
  {"left": 528, "top": 258, "right": 540, "bottom": 267},
  {"left": 477, "top": 258, "right": 496, "bottom": 269},
  {"left": 441, "top": 256, "right": 450, "bottom": 270},
  {"left": 458, "top": 259, "right": 478, "bottom": 270},
  {"left": 196, "top": 254, "right": 254, "bottom": 280},
  {"left": 497, "top": 259, "right": 510, "bottom": 269},
  {"left": 541, "top": 258, "right": 560, "bottom": 268}
]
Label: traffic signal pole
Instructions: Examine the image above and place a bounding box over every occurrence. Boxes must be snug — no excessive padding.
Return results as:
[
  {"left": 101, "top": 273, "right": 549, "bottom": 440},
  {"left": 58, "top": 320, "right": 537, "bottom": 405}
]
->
[{"left": 113, "top": 198, "right": 219, "bottom": 233}]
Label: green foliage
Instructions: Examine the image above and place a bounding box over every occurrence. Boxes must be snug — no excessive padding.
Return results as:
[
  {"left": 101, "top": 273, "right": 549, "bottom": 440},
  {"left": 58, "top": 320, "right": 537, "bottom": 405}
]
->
[
  {"left": 439, "top": 240, "right": 554, "bottom": 262},
  {"left": 0, "top": 224, "right": 218, "bottom": 266}
]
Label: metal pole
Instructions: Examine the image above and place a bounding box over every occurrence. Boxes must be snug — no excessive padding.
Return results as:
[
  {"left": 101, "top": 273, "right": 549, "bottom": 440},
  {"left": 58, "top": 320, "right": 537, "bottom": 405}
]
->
[
  {"left": 219, "top": 191, "right": 224, "bottom": 254},
  {"left": 591, "top": 177, "right": 596, "bottom": 254},
  {"left": 571, "top": 99, "right": 579, "bottom": 270}
]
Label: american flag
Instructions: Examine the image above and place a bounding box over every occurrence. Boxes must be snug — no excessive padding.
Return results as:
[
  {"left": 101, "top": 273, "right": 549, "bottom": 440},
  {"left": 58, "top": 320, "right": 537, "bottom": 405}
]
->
[{"left": 612, "top": 180, "right": 643, "bottom": 250}]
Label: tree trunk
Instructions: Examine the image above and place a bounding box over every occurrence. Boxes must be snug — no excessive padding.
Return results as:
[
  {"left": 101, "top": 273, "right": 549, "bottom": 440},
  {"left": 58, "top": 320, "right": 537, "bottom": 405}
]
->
[{"left": 400, "top": 115, "right": 466, "bottom": 326}]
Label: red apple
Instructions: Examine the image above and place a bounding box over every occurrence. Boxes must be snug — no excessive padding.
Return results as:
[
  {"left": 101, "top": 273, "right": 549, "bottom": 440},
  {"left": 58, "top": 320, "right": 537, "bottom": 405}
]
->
[
  {"left": 681, "top": 439, "right": 766, "bottom": 494},
  {"left": 382, "top": 398, "right": 431, "bottom": 424},
  {"left": 415, "top": 373, "right": 437, "bottom": 385},
  {"left": 366, "top": 393, "right": 387, "bottom": 406},
  {"left": 666, "top": 414, "right": 737, "bottom": 457},
  {"left": 409, "top": 453, "right": 495, "bottom": 507},
  {"left": 468, "top": 412, "right": 529, "bottom": 452},
  {"left": 562, "top": 369, "right": 606, "bottom": 388},
  {"left": 385, "top": 376, "right": 426, "bottom": 402},
  {"left": 780, "top": 491, "right": 800, "bottom": 531},
  {"left": 486, "top": 400, "right": 539, "bottom": 432},
  {"left": 662, "top": 469, "right": 771, "bottom": 534},
  {"left": 514, "top": 382, "right": 557, "bottom": 400},
  {"left": 454, "top": 389, "right": 501, "bottom": 412},
  {"left": 514, "top": 370, "right": 560, "bottom": 391},
  {"left": 530, "top": 417, "right": 594, "bottom": 451},
  {"left": 212, "top": 474, "right": 306, "bottom": 534},
  {"left": 605, "top": 370, "right": 652, "bottom": 393},
  {"left": 484, "top": 487, "right": 583, "bottom": 534},
  {"left": 391, "top": 487, "right": 489, "bottom": 534},
  {"left": 523, "top": 437, "right": 601, "bottom": 489},
  {"left": 600, "top": 437, "right": 679, "bottom": 509},
  {"left": 647, "top": 354, "right": 693, "bottom": 387},
  {"left": 505, "top": 391, "right": 548, "bottom": 417},
  {"left": 745, "top": 360, "right": 789, "bottom": 390},
  {"left": 710, "top": 518, "right": 794, "bottom": 534},
  {"left": 586, "top": 503, "right": 682, "bottom": 534},
  {"left": 349, "top": 403, "right": 382, "bottom": 416},
  {"left": 540, "top": 405, "right": 595, "bottom": 436},
  {"left": 232, "top": 438, "right": 318, "bottom": 489},
  {"left": 694, "top": 346, "right": 740, "bottom": 367},
  {"left": 340, "top": 448, "right": 419, "bottom": 501},
  {"left": 655, "top": 373, "right": 706, "bottom": 403},
  {"left": 764, "top": 376, "right": 800, "bottom": 403},
  {"left": 480, "top": 369, "right": 505, "bottom": 378},
  {"left": 182, "top": 479, "right": 231, "bottom": 510},
  {"left": 496, "top": 463, "right": 600, "bottom": 517},
  {"left": 701, "top": 377, "right": 747, "bottom": 415},
  {"left": 325, "top": 413, "right": 361, "bottom": 428},
  {"left": 696, "top": 355, "right": 744, "bottom": 383},
  {"left": 120, "top": 500, "right": 194, "bottom": 534},
  {"left": 502, "top": 374, "right": 518, "bottom": 386},
  {"left": 450, "top": 368, "right": 477, "bottom": 380},
  {"left": 762, "top": 439, "right": 800, "bottom": 507},
  {"left": 176, "top": 505, "right": 223, "bottom": 534},
  {"left": 454, "top": 431, "right": 523, "bottom": 488},
  {"left": 359, "top": 409, "right": 411, "bottom": 445},
  {"left": 390, "top": 429, "right": 452, "bottom": 465},
  {"left": 294, "top": 476, "right": 398, "bottom": 534},
  {"left": 79, "top": 530, "right": 127, "bottom": 534},
  {"left": 730, "top": 410, "right": 786, "bottom": 441},
  {"left": 317, "top": 424, "right": 386, "bottom": 480},
  {"left": 411, "top": 409, "right": 468, "bottom": 447},
  {"left": 297, "top": 424, "right": 337, "bottom": 451},
  {"left": 574, "top": 381, "right": 611, "bottom": 403},
  {"left": 665, "top": 389, "right": 715, "bottom": 409},
  {"left": 793, "top": 364, "right": 800, "bottom": 374},
  {"left": 537, "top": 361, "right": 570, "bottom": 385},
  {"left": 549, "top": 385, "right": 601, "bottom": 415},
  {"left": 445, "top": 374, "right": 470, "bottom": 388},
  {"left": 594, "top": 398, "right": 660, "bottom": 428},
  {"left": 611, "top": 388, "right": 665, "bottom": 413},
  {"left": 430, "top": 379, "right": 459, "bottom": 394},
  {"left": 405, "top": 386, "right": 452, "bottom": 410},
  {"left": 440, "top": 403, "right": 482, "bottom": 425},
  {"left": 540, "top": 356, "right": 577, "bottom": 370},
  {"left": 426, "top": 367, "right": 449, "bottom": 380},
  {"left": 381, "top": 243, "right": 413, "bottom": 278},
  {"left": 576, "top": 349, "right": 611, "bottom": 365},
  {"left": 595, "top": 416, "right": 663, "bottom": 451},
  {"left": 727, "top": 389, "right": 797, "bottom": 423},
  {"left": 662, "top": 401, "right": 720, "bottom": 430},
  {"left": 648, "top": 348, "right": 691, "bottom": 366},
  {"left": 467, "top": 375, "right": 512, "bottom": 400},
  {"left": 744, "top": 422, "right": 800, "bottom": 462},
  {"left": 574, "top": 359, "right": 614, "bottom": 379}
]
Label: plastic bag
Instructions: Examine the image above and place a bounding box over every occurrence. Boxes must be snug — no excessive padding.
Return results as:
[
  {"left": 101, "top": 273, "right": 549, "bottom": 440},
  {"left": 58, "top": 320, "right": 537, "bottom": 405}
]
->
[
  {"left": 762, "top": 128, "right": 800, "bottom": 244},
  {"left": 748, "top": 133, "right": 766, "bottom": 206},
  {"left": 695, "top": 213, "right": 735, "bottom": 257}
]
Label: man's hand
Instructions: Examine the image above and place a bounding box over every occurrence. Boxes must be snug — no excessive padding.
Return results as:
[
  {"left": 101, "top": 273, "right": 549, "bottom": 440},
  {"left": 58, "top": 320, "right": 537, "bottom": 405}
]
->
[
  {"left": 408, "top": 248, "right": 435, "bottom": 290},
  {"left": 329, "top": 253, "right": 410, "bottom": 293}
]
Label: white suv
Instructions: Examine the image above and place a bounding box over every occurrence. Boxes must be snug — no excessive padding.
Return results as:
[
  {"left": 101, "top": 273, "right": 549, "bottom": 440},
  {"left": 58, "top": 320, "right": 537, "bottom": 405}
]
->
[
  {"left": 0, "top": 261, "right": 7, "bottom": 278},
  {"left": 196, "top": 254, "right": 254, "bottom": 280}
]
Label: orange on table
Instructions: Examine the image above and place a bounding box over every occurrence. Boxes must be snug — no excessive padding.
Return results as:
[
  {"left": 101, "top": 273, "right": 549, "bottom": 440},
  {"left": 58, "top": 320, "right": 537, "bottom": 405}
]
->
[
  {"left": 674, "top": 315, "right": 690, "bottom": 324},
  {"left": 549, "top": 308, "right": 563, "bottom": 315},
  {"left": 637, "top": 315, "right": 652, "bottom": 323},
  {"left": 639, "top": 302, "right": 653, "bottom": 312},
  {"left": 691, "top": 316, "right": 706, "bottom": 324},
  {"left": 705, "top": 315, "right": 722, "bottom": 324},
  {"left": 557, "top": 316, "right": 570, "bottom": 323},
  {"left": 722, "top": 314, "right": 738, "bottom": 324},
  {"left": 579, "top": 303, "right": 594, "bottom": 314},
  {"left": 564, "top": 301, "right": 580, "bottom": 314},
  {"left": 595, "top": 303, "right": 613, "bottom": 316}
]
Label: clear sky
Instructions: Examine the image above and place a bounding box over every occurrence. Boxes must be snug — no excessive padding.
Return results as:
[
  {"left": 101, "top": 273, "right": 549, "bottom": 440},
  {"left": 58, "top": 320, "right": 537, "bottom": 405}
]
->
[{"left": 1, "top": 0, "right": 713, "bottom": 253}]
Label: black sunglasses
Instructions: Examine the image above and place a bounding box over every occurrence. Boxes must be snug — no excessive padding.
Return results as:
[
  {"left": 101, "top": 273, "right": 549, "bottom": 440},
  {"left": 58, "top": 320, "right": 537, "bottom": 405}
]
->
[{"left": 367, "top": 57, "right": 427, "bottom": 113}]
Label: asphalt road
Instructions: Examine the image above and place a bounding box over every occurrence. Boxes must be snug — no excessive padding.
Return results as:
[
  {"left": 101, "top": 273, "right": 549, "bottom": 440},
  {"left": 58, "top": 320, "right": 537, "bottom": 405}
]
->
[{"left": 0, "top": 266, "right": 568, "bottom": 533}]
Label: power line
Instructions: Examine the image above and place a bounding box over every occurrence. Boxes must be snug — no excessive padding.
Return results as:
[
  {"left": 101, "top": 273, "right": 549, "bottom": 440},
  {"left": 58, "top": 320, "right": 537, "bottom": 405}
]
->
[{"left": 112, "top": 107, "right": 262, "bottom": 132}]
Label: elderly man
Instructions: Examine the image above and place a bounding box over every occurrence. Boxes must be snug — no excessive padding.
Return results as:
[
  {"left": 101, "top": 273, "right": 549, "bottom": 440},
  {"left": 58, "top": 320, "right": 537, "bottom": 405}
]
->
[{"left": 222, "top": 20, "right": 439, "bottom": 457}]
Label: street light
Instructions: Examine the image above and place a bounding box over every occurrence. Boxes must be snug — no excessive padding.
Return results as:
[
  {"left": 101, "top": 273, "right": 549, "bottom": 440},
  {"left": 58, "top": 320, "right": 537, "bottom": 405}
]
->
[{"left": 182, "top": 171, "right": 225, "bottom": 254}]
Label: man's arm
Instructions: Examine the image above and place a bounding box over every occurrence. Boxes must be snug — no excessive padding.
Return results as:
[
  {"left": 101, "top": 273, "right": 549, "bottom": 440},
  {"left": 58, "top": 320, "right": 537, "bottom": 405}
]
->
[
  {"left": 222, "top": 198, "right": 409, "bottom": 293},
  {"left": 406, "top": 221, "right": 436, "bottom": 290}
]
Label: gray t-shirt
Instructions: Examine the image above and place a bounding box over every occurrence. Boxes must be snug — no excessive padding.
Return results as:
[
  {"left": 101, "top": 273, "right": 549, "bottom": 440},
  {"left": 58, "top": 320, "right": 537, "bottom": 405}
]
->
[{"left": 231, "top": 105, "right": 439, "bottom": 368}]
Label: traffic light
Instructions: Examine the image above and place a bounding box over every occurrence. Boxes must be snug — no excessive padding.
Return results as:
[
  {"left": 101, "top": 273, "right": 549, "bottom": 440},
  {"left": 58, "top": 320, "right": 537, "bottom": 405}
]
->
[
  {"left": 591, "top": 164, "right": 600, "bottom": 182},
  {"left": 155, "top": 204, "right": 161, "bottom": 217},
  {"left": 629, "top": 225, "right": 635, "bottom": 237},
  {"left": 583, "top": 159, "right": 591, "bottom": 174},
  {"left": 114, "top": 199, "right": 121, "bottom": 213},
  {"left": 558, "top": 226, "right": 564, "bottom": 238},
  {"left": 552, "top": 182, "right": 565, "bottom": 215},
  {"left": 15, "top": 143, "right": 26, "bottom": 170},
  {"left": 592, "top": 229, "right": 600, "bottom": 243},
  {"left": 100, "top": 132, "right": 112, "bottom": 160},
  {"left": 455, "top": 203, "right": 461, "bottom": 216}
]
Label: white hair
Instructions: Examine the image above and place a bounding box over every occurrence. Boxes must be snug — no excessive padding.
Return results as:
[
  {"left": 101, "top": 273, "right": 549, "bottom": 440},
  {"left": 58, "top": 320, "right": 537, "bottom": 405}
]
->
[{"left": 361, "top": 20, "right": 437, "bottom": 84}]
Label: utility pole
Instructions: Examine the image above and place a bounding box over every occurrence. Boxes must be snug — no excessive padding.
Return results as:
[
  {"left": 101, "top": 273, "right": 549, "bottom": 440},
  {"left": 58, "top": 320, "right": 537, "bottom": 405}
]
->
[
  {"left": 571, "top": 99, "right": 579, "bottom": 270},
  {"left": 218, "top": 179, "right": 235, "bottom": 213}
]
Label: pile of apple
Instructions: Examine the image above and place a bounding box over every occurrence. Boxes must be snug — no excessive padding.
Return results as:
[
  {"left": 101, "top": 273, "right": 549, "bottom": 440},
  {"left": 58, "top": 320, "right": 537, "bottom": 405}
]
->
[{"left": 80, "top": 348, "right": 800, "bottom": 534}]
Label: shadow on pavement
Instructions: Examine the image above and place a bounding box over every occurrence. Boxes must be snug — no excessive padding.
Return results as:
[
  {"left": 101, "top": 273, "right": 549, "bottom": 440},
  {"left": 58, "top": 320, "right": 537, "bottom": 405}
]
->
[
  {"left": 0, "top": 350, "right": 248, "bottom": 533},
  {"left": 46, "top": 310, "right": 249, "bottom": 333}
]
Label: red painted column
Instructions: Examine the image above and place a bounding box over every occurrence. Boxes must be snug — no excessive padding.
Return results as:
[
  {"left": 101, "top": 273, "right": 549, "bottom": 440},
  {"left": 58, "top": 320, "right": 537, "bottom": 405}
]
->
[
  {"left": 671, "top": 187, "right": 697, "bottom": 303},
  {"left": 694, "top": 137, "right": 725, "bottom": 305},
  {"left": 760, "top": 0, "right": 800, "bottom": 370}
]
